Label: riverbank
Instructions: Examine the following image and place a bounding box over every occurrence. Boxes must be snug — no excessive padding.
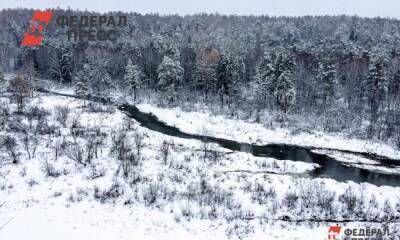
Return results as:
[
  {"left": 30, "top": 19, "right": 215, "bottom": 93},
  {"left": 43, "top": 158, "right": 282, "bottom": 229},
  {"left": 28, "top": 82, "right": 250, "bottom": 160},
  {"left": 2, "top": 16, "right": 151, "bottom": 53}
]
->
[
  {"left": 136, "top": 103, "right": 400, "bottom": 160},
  {"left": 38, "top": 80, "right": 400, "bottom": 161}
]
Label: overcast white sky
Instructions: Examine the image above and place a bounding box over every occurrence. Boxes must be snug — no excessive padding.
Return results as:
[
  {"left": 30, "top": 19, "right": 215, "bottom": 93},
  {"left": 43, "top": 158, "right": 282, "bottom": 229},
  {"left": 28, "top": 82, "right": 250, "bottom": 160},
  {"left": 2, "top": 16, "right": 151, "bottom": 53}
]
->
[{"left": 1, "top": 0, "right": 400, "bottom": 19}]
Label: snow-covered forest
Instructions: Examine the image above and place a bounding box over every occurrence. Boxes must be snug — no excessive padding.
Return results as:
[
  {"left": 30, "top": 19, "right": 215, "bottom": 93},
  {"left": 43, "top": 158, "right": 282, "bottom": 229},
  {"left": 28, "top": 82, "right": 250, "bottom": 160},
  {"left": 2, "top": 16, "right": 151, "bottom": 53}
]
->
[{"left": 0, "top": 8, "right": 400, "bottom": 240}]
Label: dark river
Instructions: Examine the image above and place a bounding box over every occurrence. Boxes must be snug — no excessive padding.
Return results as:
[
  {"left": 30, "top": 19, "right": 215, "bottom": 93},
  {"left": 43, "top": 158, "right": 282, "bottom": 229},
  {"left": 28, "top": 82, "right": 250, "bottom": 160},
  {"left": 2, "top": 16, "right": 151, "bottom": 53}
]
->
[{"left": 118, "top": 104, "right": 400, "bottom": 187}]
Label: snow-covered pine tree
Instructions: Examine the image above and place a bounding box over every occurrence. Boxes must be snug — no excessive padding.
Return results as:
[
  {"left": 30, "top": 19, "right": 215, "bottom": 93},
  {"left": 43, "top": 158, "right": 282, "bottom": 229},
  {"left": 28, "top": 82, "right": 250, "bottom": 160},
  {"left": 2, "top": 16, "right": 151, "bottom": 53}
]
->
[
  {"left": 49, "top": 41, "right": 73, "bottom": 83},
  {"left": 90, "top": 62, "right": 112, "bottom": 96},
  {"left": 317, "top": 58, "right": 337, "bottom": 107},
  {"left": 124, "top": 59, "right": 143, "bottom": 101},
  {"left": 61, "top": 46, "right": 73, "bottom": 83},
  {"left": 181, "top": 37, "right": 196, "bottom": 84},
  {"left": 164, "top": 42, "right": 180, "bottom": 61},
  {"left": 216, "top": 55, "right": 230, "bottom": 107},
  {"left": 22, "top": 59, "right": 38, "bottom": 96},
  {"left": 255, "top": 54, "right": 276, "bottom": 107},
  {"left": 75, "top": 63, "right": 90, "bottom": 103},
  {"left": 367, "top": 59, "right": 386, "bottom": 117},
  {"left": 0, "top": 67, "right": 4, "bottom": 82},
  {"left": 276, "top": 53, "right": 296, "bottom": 113},
  {"left": 257, "top": 52, "right": 296, "bottom": 113},
  {"left": 193, "top": 57, "right": 217, "bottom": 99},
  {"left": 276, "top": 68, "right": 295, "bottom": 114},
  {"left": 157, "top": 56, "right": 183, "bottom": 104},
  {"left": 388, "top": 69, "right": 400, "bottom": 110},
  {"left": 366, "top": 57, "right": 387, "bottom": 137},
  {"left": 0, "top": 67, "right": 5, "bottom": 91},
  {"left": 226, "top": 56, "right": 243, "bottom": 102},
  {"left": 383, "top": 68, "right": 400, "bottom": 142},
  {"left": 217, "top": 54, "right": 242, "bottom": 107},
  {"left": 9, "top": 75, "right": 30, "bottom": 112},
  {"left": 194, "top": 48, "right": 220, "bottom": 100}
]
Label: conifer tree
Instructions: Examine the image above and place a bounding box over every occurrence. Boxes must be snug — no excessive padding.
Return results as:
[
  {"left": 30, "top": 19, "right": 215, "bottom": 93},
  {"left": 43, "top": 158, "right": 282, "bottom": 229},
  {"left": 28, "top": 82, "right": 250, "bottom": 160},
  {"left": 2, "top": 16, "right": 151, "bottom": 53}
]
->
[
  {"left": 194, "top": 57, "right": 217, "bottom": 100},
  {"left": 0, "top": 67, "right": 4, "bottom": 82},
  {"left": 276, "top": 68, "right": 295, "bottom": 114},
  {"left": 366, "top": 57, "right": 387, "bottom": 137},
  {"left": 157, "top": 56, "right": 183, "bottom": 104},
  {"left": 0, "top": 67, "right": 4, "bottom": 91},
  {"left": 124, "top": 59, "right": 143, "bottom": 101},
  {"left": 75, "top": 63, "right": 90, "bottom": 104},
  {"left": 317, "top": 59, "right": 337, "bottom": 107},
  {"left": 367, "top": 59, "right": 386, "bottom": 119},
  {"left": 256, "top": 55, "right": 276, "bottom": 106},
  {"left": 256, "top": 53, "right": 296, "bottom": 113}
]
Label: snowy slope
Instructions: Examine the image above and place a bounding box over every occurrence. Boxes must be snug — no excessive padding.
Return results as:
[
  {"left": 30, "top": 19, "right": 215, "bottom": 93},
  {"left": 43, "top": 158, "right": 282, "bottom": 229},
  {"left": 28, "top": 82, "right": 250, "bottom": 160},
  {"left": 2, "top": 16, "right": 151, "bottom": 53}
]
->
[{"left": 0, "top": 92, "right": 399, "bottom": 240}]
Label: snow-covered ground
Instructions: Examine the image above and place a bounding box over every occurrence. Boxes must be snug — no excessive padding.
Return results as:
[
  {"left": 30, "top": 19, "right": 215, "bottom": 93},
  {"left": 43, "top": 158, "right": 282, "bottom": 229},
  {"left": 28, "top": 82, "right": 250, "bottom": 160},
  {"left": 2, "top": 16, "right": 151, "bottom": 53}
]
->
[
  {"left": 137, "top": 103, "right": 400, "bottom": 160},
  {"left": 313, "top": 149, "right": 400, "bottom": 175},
  {"left": 1, "top": 92, "right": 400, "bottom": 240},
  {"left": 1, "top": 200, "right": 373, "bottom": 240}
]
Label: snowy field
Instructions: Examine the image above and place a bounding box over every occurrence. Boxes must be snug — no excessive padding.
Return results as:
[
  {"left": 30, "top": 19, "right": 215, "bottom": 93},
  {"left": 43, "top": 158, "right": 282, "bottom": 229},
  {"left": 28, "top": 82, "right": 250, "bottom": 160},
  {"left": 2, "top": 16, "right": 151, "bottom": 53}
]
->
[{"left": 1, "top": 92, "right": 400, "bottom": 240}]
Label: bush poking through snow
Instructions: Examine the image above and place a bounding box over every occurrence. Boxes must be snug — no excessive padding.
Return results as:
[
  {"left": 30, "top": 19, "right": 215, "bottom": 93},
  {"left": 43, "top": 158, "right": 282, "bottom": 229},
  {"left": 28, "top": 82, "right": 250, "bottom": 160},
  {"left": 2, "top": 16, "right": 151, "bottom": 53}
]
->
[
  {"left": 35, "top": 118, "right": 57, "bottom": 135},
  {"left": 24, "top": 104, "right": 49, "bottom": 127},
  {"left": 63, "top": 135, "right": 103, "bottom": 166},
  {"left": 134, "top": 132, "right": 144, "bottom": 159},
  {"left": 119, "top": 150, "right": 139, "bottom": 178},
  {"left": 7, "top": 116, "right": 26, "bottom": 133},
  {"left": 22, "top": 130, "right": 39, "bottom": 160},
  {"left": 8, "top": 75, "right": 30, "bottom": 112},
  {"left": 26, "top": 178, "right": 38, "bottom": 187},
  {"left": 186, "top": 179, "right": 234, "bottom": 209},
  {"left": 382, "top": 199, "right": 394, "bottom": 221},
  {"left": 42, "top": 160, "right": 61, "bottom": 178},
  {"left": 69, "top": 113, "right": 81, "bottom": 130},
  {"left": 142, "top": 181, "right": 167, "bottom": 206},
  {"left": 160, "top": 140, "right": 172, "bottom": 164},
  {"left": 0, "top": 135, "right": 20, "bottom": 164},
  {"left": 54, "top": 105, "right": 70, "bottom": 126},
  {"left": 252, "top": 183, "right": 276, "bottom": 205},
  {"left": 201, "top": 142, "right": 221, "bottom": 162},
  {"left": 0, "top": 100, "right": 10, "bottom": 128},
  {"left": 110, "top": 129, "right": 128, "bottom": 160},
  {"left": 110, "top": 129, "right": 141, "bottom": 178},
  {"left": 225, "top": 220, "right": 255, "bottom": 240},
  {"left": 94, "top": 182, "right": 124, "bottom": 203},
  {"left": 86, "top": 102, "right": 115, "bottom": 113},
  {"left": 339, "top": 187, "right": 358, "bottom": 215},
  {"left": 84, "top": 128, "right": 106, "bottom": 164},
  {"left": 283, "top": 191, "right": 299, "bottom": 211}
]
